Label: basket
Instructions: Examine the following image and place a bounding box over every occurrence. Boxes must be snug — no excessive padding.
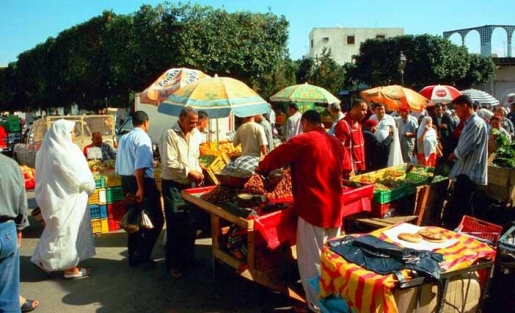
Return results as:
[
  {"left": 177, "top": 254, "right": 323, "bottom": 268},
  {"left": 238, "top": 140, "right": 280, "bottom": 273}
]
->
[
  {"left": 89, "top": 204, "right": 107, "bottom": 219},
  {"left": 373, "top": 184, "right": 406, "bottom": 204},
  {"left": 456, "top": 215, "right": 503, "bottom": 245},
  {"left": 106, "top": 186, "right": 123, "bottom": 203},
  {"left": 91, "top": 218, "right": 109, "bottom": 234},
  {"left": 88, "top": 188, "right": 106, "bottom": 205}
]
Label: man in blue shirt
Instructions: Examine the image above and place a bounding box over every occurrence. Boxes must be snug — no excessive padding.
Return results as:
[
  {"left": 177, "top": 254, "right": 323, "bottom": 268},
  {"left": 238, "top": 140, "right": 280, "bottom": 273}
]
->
[
  {"left": 115, "top": 111, "right": 164, "bottom": 268},
  {"left": 444, "top": 95, "right": 488, "bottom": 229}
]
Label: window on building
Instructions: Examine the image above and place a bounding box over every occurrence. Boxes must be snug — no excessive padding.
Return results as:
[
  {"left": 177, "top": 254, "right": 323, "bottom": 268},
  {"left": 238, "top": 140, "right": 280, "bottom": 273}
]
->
[
  {"left": 323, "top": 36, "right": 329, "bottom": 42},
  {"left": 311, "top": 39, "right": 313, "bottom": 48},
  {"left": 347, "top": 36, "right": 355, "bottom": 45},
  {"left": 376, "top": 35, "right": 386, "bottom": 39}
]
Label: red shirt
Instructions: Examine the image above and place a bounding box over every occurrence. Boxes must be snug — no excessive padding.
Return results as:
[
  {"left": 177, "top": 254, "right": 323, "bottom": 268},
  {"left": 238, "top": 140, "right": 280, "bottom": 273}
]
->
[
  {"left": 0, "top": 125, "right": 7, "bottom": 149},
  {"left": 257, "top": 127, "right": 344, "bottom": 228},
  {"left": 334, "top": 114, "right": 365, "bottom": 172}
]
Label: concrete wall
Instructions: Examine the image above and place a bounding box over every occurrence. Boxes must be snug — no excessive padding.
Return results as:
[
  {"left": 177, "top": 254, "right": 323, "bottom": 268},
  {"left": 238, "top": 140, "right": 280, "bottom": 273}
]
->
[
  {"left": 307, "top": 27, "right": 405, "bottom": 65},
  {"left": 477, "top": 65, "right": 515, "bottom": 105}
]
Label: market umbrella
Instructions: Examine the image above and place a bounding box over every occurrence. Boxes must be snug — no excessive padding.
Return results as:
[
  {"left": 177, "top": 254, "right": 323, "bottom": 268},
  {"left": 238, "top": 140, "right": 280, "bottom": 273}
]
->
[
  {"left": 158, "top": 75, "right": 270, "bottom": 118},
  {"left": 139, "top": 67, "right": 210, "bottom": 105},
  {"left": 419, "top": 85, "right": 461, "bottom": 104},
  {"left": 360, "top": 85, "right": 428, "bottom": 112},
  {"left": 269, "top": 82, "right": 340, "bottom": 104},
  {"left": 460, "top": 88, "right": 499, "bottom": 107},
  {"left": 500, "top": 93, "right": 515, "bottom": 108}
]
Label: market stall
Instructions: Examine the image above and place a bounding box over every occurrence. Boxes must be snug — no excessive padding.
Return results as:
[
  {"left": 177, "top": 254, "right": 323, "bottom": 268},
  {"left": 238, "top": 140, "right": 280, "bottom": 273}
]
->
[{"left": 319, "top": 223, "right": 496, "bottom": 313}]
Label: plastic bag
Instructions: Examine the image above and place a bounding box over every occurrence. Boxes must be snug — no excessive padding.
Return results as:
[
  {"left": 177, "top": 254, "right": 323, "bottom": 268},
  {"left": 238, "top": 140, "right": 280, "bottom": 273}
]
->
[
  {"left": 119, "top": 206, "right": 140, "bottom": 233},
  {"left": 140, "top": 210, "right": 154, "bottom": 229}
]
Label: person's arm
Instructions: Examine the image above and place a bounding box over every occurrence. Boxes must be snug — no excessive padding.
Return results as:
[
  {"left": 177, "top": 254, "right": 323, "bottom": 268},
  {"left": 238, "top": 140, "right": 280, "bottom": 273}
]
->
[
  {"left": 257, "top": 125, "right": 268, "bottom": 155},
  {"left": 134, "top": 168, "right": 145, "bottom": 203},
  {"left": 257, "top": 136, "right": 302, "bottom": 174},
  {"left": 453, "top": 122, "right": 484, "bottom": 160},
  {"left": 260, "top": 145, "right": 268, "bottom": 156}
]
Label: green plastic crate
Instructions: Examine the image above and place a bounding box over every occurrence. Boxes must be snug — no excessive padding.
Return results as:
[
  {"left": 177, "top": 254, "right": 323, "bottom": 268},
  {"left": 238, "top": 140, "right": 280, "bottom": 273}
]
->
[
  {"left": 94, "top": 175, "right": 106, "bottom": 188},
  {"left": 106, "top": 186, "right": 123, "bottom": 203},
  {"left": 373, "top": 184, "right": 406, "bottom": 204}
]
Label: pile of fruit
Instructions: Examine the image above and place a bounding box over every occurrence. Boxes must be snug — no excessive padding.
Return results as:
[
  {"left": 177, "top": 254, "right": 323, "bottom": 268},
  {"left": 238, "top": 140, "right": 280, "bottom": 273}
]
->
[
  {"left": 200, "top": 141, "right": 242, "bottom": 159},
  {"left": 244, "top": 169, "right": 292, "bottom": 200},
  {"left": 19, "top": 165, "right": 36, "bottom": 189},
  {"left": 88, "top": 159, "right": 116, "bottom": 172}
]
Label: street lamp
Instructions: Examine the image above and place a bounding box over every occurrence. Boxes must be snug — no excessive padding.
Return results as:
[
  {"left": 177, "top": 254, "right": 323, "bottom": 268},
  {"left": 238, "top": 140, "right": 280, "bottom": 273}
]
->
[{"left": 399, "top": 51, "right": 407, "bottom": 86}]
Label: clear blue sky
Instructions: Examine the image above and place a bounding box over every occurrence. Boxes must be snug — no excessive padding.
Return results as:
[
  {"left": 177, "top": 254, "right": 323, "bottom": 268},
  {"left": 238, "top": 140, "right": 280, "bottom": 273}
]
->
[{"left": 1, "top": 0, "right": 514, "bottom": 66}]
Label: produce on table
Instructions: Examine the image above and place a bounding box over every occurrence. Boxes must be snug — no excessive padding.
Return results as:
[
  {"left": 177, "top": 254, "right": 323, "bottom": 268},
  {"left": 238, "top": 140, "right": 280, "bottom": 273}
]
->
[
  {"left": 200, "top": 141, "right": 242, "bottom": 159},
  {"left": 199, "top": 155, "right": 217, "bottom": 168},
  {"left": 244, "top": 169, "right": 292, "bottom": 200},
  {"left": 492, "top": 129, "right": 515, "bottom": 168},
  {"left": 88, "top": 159, "right": 116, "bottom": 172},
  {"left": 200, "top": 186, "right": 242, "bottom": 205},
  {"left": 19, "top": 165, "right": 35, "bottom": 179}
]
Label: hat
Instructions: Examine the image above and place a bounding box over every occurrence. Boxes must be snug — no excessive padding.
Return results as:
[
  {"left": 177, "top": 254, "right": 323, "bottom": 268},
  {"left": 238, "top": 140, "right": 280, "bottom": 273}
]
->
[
  {"left": 363, "top": 119, "right": 378, "bottom": 128},
  {"left": 398, "top": 106, "right": 409, "bottom": 113}
]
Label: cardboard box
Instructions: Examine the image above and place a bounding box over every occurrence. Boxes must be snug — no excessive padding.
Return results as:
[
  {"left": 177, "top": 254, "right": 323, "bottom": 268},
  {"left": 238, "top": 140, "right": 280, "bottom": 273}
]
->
[
  {"left": 487, "top": 165, "right": 515, "bottom": 205},
  {"left": 394, "top": 273, "right": 481, "bottom": 313}
]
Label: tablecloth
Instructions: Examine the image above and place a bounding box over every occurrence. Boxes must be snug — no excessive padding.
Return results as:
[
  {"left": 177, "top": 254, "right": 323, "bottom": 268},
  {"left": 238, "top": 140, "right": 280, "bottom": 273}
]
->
[{"left": 319, "top": 225, "right": 495, "bottom": 313}]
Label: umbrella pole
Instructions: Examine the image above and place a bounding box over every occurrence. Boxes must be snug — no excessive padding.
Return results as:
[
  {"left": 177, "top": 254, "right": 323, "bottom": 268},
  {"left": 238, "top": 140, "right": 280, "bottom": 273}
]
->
[{"left": 216, "top": 118, "right": 220, "bottom": 147}]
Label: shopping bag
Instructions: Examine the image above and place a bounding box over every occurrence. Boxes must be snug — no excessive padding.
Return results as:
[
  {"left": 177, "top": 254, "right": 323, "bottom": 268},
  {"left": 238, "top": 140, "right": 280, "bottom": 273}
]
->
[
  {"left": 119, "top": 206, "right": 140, "bottom": 233},
  {"left": 140, "top": 210, "right": 154, "bottom": 229}
]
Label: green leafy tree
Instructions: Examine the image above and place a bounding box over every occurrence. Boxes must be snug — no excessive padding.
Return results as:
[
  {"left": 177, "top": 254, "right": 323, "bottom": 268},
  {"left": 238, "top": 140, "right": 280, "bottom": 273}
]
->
[
  {"left": 456, "top": 53, "right": 496, "bottom": 89},
  {"left": 309, "top": 48, "right": 344, "bottom": 96}
]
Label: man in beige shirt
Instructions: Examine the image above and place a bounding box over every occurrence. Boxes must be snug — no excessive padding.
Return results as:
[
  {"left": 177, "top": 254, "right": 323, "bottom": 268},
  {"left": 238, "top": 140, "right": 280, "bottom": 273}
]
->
[
  {"left": 233, "top": 115, "right": 268, "bottom": 157},
  {"left": 159, "top": 106, "right": 204, "bottom": 279}
]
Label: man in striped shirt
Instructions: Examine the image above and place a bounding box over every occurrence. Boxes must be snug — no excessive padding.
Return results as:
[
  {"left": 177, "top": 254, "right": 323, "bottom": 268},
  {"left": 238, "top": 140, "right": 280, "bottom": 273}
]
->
[{"left": 445, "top": 95, "right": 488, "bottom": 228}]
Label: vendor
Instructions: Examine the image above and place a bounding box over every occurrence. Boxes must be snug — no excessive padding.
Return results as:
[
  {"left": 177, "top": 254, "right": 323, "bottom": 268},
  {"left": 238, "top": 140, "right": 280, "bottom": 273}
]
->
[
  {"left": 83, "top": 132, "right": 116, "bottom": 161},
  {"left": 233, "top": 115, "right": 268, "bottom": 157},
  {"left": 256, "top": 110, "right": 344, "bottom": 313}
]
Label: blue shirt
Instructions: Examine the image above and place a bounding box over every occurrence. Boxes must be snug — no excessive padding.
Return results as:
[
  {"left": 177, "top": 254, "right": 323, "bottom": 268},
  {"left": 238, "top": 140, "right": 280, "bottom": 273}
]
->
[
  {"left": 449, "top": 113, "right": 488, "bottom": 185},
  {"left": 115, "top": 127, "right": 154, "bottom": 178}
]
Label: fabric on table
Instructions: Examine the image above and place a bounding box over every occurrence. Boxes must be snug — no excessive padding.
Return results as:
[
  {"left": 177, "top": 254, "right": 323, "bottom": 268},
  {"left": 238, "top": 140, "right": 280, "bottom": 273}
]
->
[{"left": 319, "top": 226, "right": 496, "bottom": 313}]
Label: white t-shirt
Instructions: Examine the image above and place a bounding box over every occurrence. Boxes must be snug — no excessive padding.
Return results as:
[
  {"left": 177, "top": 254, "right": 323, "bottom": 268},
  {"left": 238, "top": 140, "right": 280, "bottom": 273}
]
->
[{"left": 233, "top": 121, "right": 268, "bottom": 157}]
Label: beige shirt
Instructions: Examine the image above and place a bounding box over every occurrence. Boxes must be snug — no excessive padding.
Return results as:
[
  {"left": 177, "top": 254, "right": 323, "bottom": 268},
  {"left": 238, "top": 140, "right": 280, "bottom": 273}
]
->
[
  {"left": 233, "top": 121, "right": 268, "bottom": 157},
  {"left": 159, "top": 123, "right": 202, "bottom": 185}
]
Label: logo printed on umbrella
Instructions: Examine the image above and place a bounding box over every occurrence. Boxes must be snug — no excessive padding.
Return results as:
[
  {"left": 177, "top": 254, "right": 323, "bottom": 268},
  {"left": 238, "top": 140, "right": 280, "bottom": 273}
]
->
[
  {"left": 435, "top": 90, "right": 447, "bottom": 97},
  {"left": 509, "top": 97, "right": 515, "bottom": 104}
]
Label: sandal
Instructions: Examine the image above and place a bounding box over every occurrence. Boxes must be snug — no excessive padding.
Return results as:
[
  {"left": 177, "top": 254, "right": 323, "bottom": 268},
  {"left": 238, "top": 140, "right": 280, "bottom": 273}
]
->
[
  {"left": 63, "top": 268, "right": 91, "bottom": 279},
  {"left": 21, "top": 299, "right": 39, "bottom": 312}
]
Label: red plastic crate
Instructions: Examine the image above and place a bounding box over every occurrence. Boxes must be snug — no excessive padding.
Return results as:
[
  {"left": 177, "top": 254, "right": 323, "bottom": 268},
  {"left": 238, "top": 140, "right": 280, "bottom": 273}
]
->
[
  {"left": 456, "top": 215, "right": 503, "bottom": 245},
  {"left": 108, "top": 214, "right": 124, "bottom": 232},
  {"left": 341, "top": 184, "right": 374, "bottom": 218},
  {"left": 251, "top": 204, "right": 297, "bottom": 250},
  {"left": 107, "top": 201, "right": 126, "bottom": 217},
  {"left": 371, "top": 200, "right": 401, "bottom": 218}
]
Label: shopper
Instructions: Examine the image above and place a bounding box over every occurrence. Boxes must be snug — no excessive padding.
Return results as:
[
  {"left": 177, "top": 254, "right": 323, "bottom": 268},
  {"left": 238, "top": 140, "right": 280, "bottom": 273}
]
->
[
  {"left": 31, "top": 119, "right": 96, "bottom": 278},
  {"left": 256, "top": 110, "right": 344, "bottom": 312},
  {"left": 115, "top": 111, "right": 164, "bottom": 269},
  {"left": 159, "top": 107, "right": 204, "bottom": 279}
]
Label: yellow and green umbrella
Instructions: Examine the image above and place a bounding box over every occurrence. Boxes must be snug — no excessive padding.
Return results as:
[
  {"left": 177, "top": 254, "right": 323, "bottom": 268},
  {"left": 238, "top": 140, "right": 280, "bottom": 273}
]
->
[
  {"left": 158, "top": 76, "right": 270, "bottom": 118},
  {"left": 270, "top": 83, "right": 340, "bottom": 104}
]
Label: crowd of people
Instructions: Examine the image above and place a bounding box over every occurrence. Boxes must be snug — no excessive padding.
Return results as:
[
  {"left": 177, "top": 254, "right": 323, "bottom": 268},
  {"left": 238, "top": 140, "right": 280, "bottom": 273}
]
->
[{"left": 0, "top": 93, "right": 496, "bottom": 312}]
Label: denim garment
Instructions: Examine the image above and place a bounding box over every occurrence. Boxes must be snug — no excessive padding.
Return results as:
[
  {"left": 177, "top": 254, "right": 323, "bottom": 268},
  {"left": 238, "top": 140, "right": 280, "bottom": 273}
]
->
[{"left": 0, "top": 221, "right": 20, "bottom": 313}]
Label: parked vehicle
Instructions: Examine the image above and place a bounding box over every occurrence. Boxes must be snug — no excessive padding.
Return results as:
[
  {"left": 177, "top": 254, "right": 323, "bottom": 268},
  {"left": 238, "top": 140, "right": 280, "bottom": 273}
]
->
[{"left": 13, "top": 115, "right": 115, "bottom": 167}]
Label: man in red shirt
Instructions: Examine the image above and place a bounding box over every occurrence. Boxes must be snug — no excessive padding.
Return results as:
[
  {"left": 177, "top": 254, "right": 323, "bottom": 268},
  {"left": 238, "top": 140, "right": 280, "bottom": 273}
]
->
[
  {"left": 0, "top": 125, "right": 7, "bottom": 150},
  {"left": 334, "top": 99, "right": 368, "bottom": 176},
  {"left": 256, "top": 110, "right": 344, "bottom": 312}
]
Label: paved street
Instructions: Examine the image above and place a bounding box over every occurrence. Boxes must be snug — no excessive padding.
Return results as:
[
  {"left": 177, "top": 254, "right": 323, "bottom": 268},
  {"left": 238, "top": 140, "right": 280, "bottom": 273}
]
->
[{"left": 19, "top": 192, "right": 298, "bottom": 313}]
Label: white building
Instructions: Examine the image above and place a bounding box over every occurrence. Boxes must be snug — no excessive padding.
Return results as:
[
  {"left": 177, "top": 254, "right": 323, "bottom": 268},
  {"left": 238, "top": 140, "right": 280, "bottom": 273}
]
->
[{"left": 307, "top": 27, "right": 405, "bottom": 65}]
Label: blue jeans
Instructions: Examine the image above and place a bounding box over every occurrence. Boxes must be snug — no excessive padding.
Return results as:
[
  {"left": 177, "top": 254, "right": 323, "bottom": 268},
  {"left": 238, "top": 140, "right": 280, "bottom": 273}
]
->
[{"left": 0, "top": 221, "right": 20, "bottom": 313}]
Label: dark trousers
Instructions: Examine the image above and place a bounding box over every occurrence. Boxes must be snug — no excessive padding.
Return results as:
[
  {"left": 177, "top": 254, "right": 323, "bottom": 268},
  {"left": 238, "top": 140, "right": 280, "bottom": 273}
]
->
[
  {"left": 121, "top": 176, "right": 164, "bottom": 265},
  {"left": 443, "top": 174, "right": 477, "bottom": 230},
  {"left": 161, "top": 179, "right": 197, "bottom": 271}
]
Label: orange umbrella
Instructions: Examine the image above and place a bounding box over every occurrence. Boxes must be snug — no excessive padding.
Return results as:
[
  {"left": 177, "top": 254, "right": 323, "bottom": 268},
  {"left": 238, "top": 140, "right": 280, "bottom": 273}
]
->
[{"left": 360, "top": 85, "right": 429, "bottom": 112}]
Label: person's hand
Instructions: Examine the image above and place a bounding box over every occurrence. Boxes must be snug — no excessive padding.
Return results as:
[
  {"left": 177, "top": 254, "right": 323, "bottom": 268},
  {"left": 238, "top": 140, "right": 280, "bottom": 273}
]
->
[
  {"left": 440, "top": 124, "right": 448, "bottom": 129},
  {"left": 425, "top": 123, "right": 432, "bottom": 130},
  {"left": 448, "top": 153, "right": 456, "bottom": 162},
  {"left": 17, "top": 230, "right": 22, "bottom": 248},
  {"left": 135, "top": 188, "right": 144, "bottom": 203},
  {"left": 188, "top": 170, "right": 204, "bottom": 184},
  {"left": 389, "top": 126, "right": 394, "bottom": 136}
]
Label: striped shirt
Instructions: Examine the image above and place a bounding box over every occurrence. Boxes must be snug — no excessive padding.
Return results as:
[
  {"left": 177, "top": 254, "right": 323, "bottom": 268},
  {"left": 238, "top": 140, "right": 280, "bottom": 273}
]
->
[
  {"left": 334, "top": 114, "right": 365, "bottom": 172},
  {"left": 115, "top": 127, "right": 154, "bottom": 178},
  {"left": 449, "top": 113, "right": 488, "bottom": 185}
]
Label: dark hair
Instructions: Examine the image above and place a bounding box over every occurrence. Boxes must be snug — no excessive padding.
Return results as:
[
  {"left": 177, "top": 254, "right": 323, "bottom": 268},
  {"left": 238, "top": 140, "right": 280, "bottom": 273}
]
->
[
  {"left": 198, "top": 110, "right": 209, "bottom": 120},
  {"left": 451, "top": 95, "right": 474, "bottom": 108},
  {"left": 301, "top": 110, "right": 321, "bottom": 124},
  {"left": 352, "top": 98, "right": 366, "bottom": 108},
  {"left": 289, "top": 103, "right": 299, "bottom": 111},
  {"left": 372, "top": 102, "right": 385, "bottom": 110},
  {"left": 434, "top": 103, "right": 442, "bottom": 109},
  {"left": 179, "top": 106, "right": 198, "bottom": 119},
  {"left": 132, "top": 111, "right": 149, "bottom": 127},
  {"left": 92, "top": 131, "right": 101, "bottom": 138}
]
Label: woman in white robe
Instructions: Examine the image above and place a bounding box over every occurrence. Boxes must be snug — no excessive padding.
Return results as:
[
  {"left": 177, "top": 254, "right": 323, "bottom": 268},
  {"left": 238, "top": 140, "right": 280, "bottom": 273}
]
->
[
  {"left": 31, "top": 119, "right": 96, "bottom": 278},
  {"left": 369, "top": 103, "right": 404, "bottom": 167},
  {"left": 416, "top": 116, "right": 439, "bottom": 167}
]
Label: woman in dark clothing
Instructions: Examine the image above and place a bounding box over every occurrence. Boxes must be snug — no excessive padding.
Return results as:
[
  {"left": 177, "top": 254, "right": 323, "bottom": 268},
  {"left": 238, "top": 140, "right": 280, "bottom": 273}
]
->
[{"left": 362, "top": 119, "right": 394, "bottom": 172}]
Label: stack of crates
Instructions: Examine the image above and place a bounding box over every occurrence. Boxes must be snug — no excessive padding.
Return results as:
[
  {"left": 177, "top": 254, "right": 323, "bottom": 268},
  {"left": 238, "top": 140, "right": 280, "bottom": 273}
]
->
[
  {"left": 104, "top": 173, "right": 125, "bottom": 232},
  {"left": 89, "top": 175, "right": 108, "bottom": 234}
]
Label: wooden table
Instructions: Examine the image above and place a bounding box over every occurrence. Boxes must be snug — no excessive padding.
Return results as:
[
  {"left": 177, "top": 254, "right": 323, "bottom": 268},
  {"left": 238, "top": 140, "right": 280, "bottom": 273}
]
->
[{"left": 181, "top": 188, "right": 305, "bottom": 303}]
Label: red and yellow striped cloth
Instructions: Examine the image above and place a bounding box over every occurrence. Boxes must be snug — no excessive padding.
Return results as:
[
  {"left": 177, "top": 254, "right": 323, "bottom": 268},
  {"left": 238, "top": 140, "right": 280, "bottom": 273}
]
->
[{"left": 319, "top": 226, "right": 495, "bottom": 313}]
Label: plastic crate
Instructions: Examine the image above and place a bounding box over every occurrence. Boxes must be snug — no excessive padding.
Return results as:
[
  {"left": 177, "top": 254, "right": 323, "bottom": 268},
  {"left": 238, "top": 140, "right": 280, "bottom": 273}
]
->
[
  {"left": 107, "top": 201, "right": 126, "bottom": 217},
  {"left": 341, "top": 184, "right": 374, "bottom": 218},
  {"left": 456, "top": 215, "right": 503, "bottom": 245},
  {"left": 106, "top": 186, "right": 123, "bottom": 203},
  {"left": 94, "top": 175, "right": 106, "bottom": 188},
  {"left": 91, "top": 218, "right": 109, "bottom": 234},
  {"left": 88, "top": 188, "right": 106, "bottom": 205},
  {"left": 372, "top": 184, "right": 406, "bottom": 204},
  {"left": 371, "top": 200, "right": 401, "bottom": 218},
  {"left": 205, "top": 152, "right": 230, "bottom": 185},
  {"left": 103, "top": 174, "right": 121, "bottom": 187},
  {"left": 89, "top": 204, "right": 107, "bottom": 219},
  {"left": 108, "top": 214, "right": 124, "bottom": 232},
  {"left": 404, "top": 172, "right": 431, "bottom": 194}
]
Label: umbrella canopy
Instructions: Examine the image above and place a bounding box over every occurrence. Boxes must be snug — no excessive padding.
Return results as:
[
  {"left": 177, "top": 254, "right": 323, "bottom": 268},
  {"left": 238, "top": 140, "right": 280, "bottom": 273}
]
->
[
  {"left": 501, "top": 93, "right": 515, "bottom": 108},
  {"left": 460, "top": 89, "right": 499, "bottom": 107},
  {"left": 419, "top": 85, "right": 461, "bottom": 103},
  {"left": 157, "top": 76, "right": 270, "bottom": 118},
  {"left": 360, "top": 85, "right": 428, "bottom": 112},
  {"left": 140, "top": 67, "right": 210, "bottom": 105},
  {"left": 270, "top": 82, "right": 340, "bottom": 104}
]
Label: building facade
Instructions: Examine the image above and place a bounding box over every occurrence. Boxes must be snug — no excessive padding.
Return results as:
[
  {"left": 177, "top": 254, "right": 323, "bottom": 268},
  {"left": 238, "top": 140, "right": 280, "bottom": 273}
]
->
[{"left": 307, "top": 27, "right": 404, "bottom": 65}]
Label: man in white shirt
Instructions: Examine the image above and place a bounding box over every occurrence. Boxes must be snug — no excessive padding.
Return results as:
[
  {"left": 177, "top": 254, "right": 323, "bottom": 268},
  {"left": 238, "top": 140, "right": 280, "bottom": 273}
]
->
[
  {"left": 233, "top": 115, "right": 268, "bottom": 157},
  {"left": 286, "top": 103, "right": 302, "bottom": 140}
]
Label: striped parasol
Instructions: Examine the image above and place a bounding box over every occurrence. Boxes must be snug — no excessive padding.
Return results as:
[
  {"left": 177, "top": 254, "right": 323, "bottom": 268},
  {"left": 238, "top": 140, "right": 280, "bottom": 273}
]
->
[{"left": 460, "top": 88, "right": 499, "bottom": 107}]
